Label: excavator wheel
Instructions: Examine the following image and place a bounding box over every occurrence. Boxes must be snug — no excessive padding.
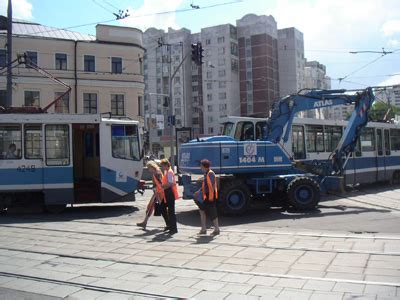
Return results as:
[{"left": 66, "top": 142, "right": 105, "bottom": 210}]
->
[
  {"left": 218, "top": 179, "right": 251, "bottom": 216},
  {"left": 287, "top": 177, "right": 320, "bottom": 210}
]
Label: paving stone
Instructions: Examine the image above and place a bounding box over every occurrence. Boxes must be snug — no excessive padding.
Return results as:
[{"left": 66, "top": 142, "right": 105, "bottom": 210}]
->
[
  {"left": 325, "top": 272, "right": 365, "bottom": 281},
  {"left": 303, "top": 279, "right": 336, "bottom": 291},
  {"left": 219, "top": 283, "right": 255, "bottom": 294},
  {"left": 95, "top": 292, "right": 134, "bottom": 300},
  {"left": 224, "top": 293, "right": 259, "bottom": 300},
  {"left": 310, "top": 291, "right": 345, "bottom": 300},
  {"left": 364, "top": 274, "right": 400, "bottom": 284},
  {"left": 343, "top": 293, "right": 376, "bottom": 300},
  {"left": 363, "top": 284, "right": 397, "bottom": 297},
  {"left": 333, "top": 282, "right": 365, "bottom": 294},
  {"left": 274, "top": 278, "right": 307, "bottom": 289},
  {"left": 163, "top": 286, "right": 201, "bottom": 298},
  {"left": 191, "top": 290, "right": 230, "bottom": 300},
  {"left": 220, "top": 273, "right": 254, "bottom": 283},
  {"left": 67, "top": 289, "right": 106, "bottom": 299},
  {"left": 278, "top": 288, "right": 313, "bottom": 299},
  {"left": 246, "top": 275, "right": 279, "bottom": 286},
  {"left": 43, "top": 285, "right": 83, "bottom": 298},
  {"left": 196, "top": 270, "right": 227, "bottom": 280},
  {"left": 192, "top": 279, "right": 226, "bottom": 291},
  {"left": 247, "top": 285, "right": 282, "bottom": 297}
]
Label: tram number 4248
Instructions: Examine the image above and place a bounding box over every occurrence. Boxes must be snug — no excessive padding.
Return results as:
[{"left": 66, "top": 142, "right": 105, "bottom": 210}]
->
[{"left": 17, "top": 165, "right": 36, "bottom": 172}]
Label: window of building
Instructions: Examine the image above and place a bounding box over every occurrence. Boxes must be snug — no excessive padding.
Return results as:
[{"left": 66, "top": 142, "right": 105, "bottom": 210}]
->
[
  {"left": 231, "top": 59, "right": 238, "bottom": 72},
  {"left": 0, "top": 90, "right": 6, "bottom": 107},
  {"left": 174, "top": 77, "right": 180, "bottom": 84},
  {"left": 111, "top": 124, "right": 140, "bottom": 160},
  {"left": 0, "top": 49, "right": 6, "bottom": 67},
  {"left": 207, "top": 105, "right": 213, "bottom": 112},
  {"left": 218, "top": 70, "right": 226, "bottom": 77},
  {"left": 230, "top": 42, "right": 238, "bottom": 56},
  {"left": 45, "top": 124, "right": 70, "bottom": 166},
  {"left": 111, "top": 57, "right": 122, "bottom": 74},
  {"left": 218, "top": 47, "right": 225, "bottom": 55},
  {"left": 192, "top": 75, "right": 198, "bottom": 82},
  {"left": 219, "top": 92, "right": 226, "bottom": 100},
  {"left": 25, "top": 124, "right": 42, "bottom": 159},
  {"left": 245, "top": 48, "right": 251, "bottom": 57},
  {"left": 157, "top": 130, "right": 162, "bottom": 136},
  {"left": 0, "top": 125, "right": 22, "bottom": 160},
  {"left": 219, "top": 103, "right": 227, "bottom": 110},
  {"left": 218, "top": 58, "right": 225, "bottom": 66},
  {"left": 208, "top": 127, "right": 214, "bottom": 134},
  {"left": 54, "top": 92, "right": 70, "bottom": 113},
  {"left": 207, "top": 94, "right": 212, "bottom": 101},
  {"left": 24, "top": 91, "right": 40, "bottom": 107},
  {"left": 84, "top": 55, "right": 95, "bottom": 72},
  {"left": 55, "top": 53, "right": 67, "bottom": 70},
  {"left": 83, "top": 93, "right": 97, "bottom": 114},
  {"left": 207, "top": 71, "right": 212, "bottom": 79},
  {"left": 208, "top": 116, "right": 213, "bottom": 123},
  {"left": 111, "top": 94, "right": 125, "bottom": 116},
  {"left": 25, "top": 51, "right": 37, "bottom": 66},
  {"left": 206, "top": 39, "right": 211, "bottom": 45},
  {"left": 306, "top": 125, "right": 324, "bottom": 152},
  {"left": 217, "top": 37, "right": 225, "bottom": 43},
  {"left": 219, "top": 81, "right": 226, "bottom": 88},
  {"left": 207, "top": 82, "right": 212, "bottom": 90},
  {"left": 192, "top": 86, "right": 198, "bottom": 92}
]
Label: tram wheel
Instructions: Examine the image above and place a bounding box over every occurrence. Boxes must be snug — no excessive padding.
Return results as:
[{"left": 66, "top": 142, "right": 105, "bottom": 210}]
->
[{"left": 391, "top": 171, "right": 400, "bottom": 185}]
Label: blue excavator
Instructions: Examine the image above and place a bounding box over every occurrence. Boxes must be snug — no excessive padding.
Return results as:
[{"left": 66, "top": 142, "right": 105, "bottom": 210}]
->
[{"left": 178, "top": 88, "right": 375, "bottom": 215}]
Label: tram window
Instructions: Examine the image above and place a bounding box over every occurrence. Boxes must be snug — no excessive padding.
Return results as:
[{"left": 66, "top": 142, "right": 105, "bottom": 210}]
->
[
  {"left": 256, "top": 121, "right": 266, "bottom": 140},
  {"left": 292, "top": 125, "right": 306, "bottom": 159},
  {"left": 45, "top": 124, "right": 70, "bottom": 166},
  {"left": 377, "top": 129, "right": 383, "bottom": 156},
  {"left": 360, "top": 128, "right": 375, "bottom": 152},
  {"left": 390, "top": 129, "right": 400, "bottom": 151},
  {"left": 384, "top": 130, "right": 391, "bottom": 156},
  {"left": 0, "top": 125, "right": 22, "bottom": 160},
  {"left": 25, "top": 124, "right": 42, "bottom": 159},
  {"left": 324, "top": 126, "right": 342, "bottom": 152},
  {"left": 306, "top": 125, "right": 324, "bottom": 152},
  {"left": 111, "top": 124, "right": 140, "bottom": 160}
]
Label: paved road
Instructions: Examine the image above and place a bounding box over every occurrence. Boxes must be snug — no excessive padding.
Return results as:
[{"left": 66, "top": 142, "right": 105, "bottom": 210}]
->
[{"left": 0, "top": 184, "right": 399, "bottom": 299}]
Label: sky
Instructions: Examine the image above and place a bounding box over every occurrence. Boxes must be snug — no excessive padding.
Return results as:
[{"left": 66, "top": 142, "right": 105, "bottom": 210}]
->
[{"left": 1, "top": 0, "right": 400, "bottom": 91}]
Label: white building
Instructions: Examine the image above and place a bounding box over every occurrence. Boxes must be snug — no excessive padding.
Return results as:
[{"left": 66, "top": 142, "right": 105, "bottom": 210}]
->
[
  {"left": 0, "top": 20, "right": 145, "bottom": 117},
  {"left": 278, "top": 27, "right": 305, "bottom": 97}
]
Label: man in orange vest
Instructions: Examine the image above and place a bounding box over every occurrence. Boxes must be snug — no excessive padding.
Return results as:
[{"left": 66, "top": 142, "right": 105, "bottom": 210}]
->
[
  {"left": 194, "top": 159, "right": 220, "bottom": 236},
  {"left": 160, "top": 159, "right": 179, "bottom": 235}
]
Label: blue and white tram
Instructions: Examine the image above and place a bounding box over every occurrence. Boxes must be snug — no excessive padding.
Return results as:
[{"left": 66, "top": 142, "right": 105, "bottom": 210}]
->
[
  {"left": 221, "top": 116, "right": 400, "bottom": 186},
  {"left": 0, "top": 113, "right": 144, "bottom": 211}
]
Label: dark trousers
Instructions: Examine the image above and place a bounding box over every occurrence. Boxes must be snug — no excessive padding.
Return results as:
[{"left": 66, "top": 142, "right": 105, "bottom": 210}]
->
[{"left": 160, "top": 188, "right": 177, "bottom": 231}]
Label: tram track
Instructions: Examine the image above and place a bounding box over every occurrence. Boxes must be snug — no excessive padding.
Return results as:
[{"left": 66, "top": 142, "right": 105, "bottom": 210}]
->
[{"left": 0, "top": 223, "right": 399, "bottom": 256}]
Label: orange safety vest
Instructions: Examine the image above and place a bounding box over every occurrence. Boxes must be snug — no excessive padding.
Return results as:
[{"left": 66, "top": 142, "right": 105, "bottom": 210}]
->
[
  {"left": 152, "top": 173, "right": 165, "bottom": 203},
  {"left": 202, "top": 170, "right": 218, "bottom": 201},
  {"left": 162, "top": 168, "right": 179, "bottom": 200}
]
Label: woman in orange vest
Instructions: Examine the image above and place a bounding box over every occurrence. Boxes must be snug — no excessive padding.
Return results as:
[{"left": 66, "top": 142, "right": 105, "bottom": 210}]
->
[
  {"left": 136, "top": 161, "right": 165, "bottom": 230},
  {"left": 160, "top": 158, "right": 179, "bottom": 235},
  {"left": 194, "top": 159, "right": 220, "bottom": 236}
]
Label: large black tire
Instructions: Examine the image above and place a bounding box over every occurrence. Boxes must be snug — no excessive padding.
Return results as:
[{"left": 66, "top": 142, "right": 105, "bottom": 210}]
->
[
  {"left": 287, "top": 177, "right": 320, "bottom": 210},
  {"left": 218, "top": 179, "right": 251, "bottom": 216}
]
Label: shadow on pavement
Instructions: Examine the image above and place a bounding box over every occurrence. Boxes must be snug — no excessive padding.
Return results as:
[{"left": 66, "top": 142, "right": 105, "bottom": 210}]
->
[{"left": 0, "top": 204, "right": 139, "bottom": 224}]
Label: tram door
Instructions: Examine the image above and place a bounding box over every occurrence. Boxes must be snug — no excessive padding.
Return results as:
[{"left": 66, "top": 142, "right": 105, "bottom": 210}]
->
[
  {"left": 72, "top": 124, "right": 100, "bottom": 202},
  {"left": 376, "top": 128, "right": 388, "bottom": 182}
]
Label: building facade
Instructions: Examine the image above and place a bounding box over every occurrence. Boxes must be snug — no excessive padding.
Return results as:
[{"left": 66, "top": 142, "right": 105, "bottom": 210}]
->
[
  {"left": 277, "top": 27, "right": 305, "bottom": 97},
  {"left": 0, "top": 20, "right": 145, "bottom": 118},
  {"left": 237, "top": 14, "right": 280, "bottom": 117}
]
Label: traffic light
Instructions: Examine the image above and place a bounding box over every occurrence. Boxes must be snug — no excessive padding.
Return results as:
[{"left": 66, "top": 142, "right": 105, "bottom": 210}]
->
[
  {"left": 197, "top": 43, "right": 203, "bottom": 65},
  {"left": 191, "top": 43, "right": 198, "bottom": 64}
]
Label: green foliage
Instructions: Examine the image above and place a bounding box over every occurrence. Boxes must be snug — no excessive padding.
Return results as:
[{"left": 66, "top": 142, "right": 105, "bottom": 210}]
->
[{"left": 368, "top": 102, "right": 400, "bottom": 122}]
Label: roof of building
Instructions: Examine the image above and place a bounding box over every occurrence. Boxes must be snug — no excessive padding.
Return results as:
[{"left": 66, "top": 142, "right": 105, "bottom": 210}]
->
[{"left": 0, "top": 20, "right": 96, "bottom": 41}]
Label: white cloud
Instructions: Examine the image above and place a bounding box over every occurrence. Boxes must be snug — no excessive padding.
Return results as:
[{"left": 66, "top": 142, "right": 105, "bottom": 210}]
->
[
  {"left": 388, "top": 39, "right": 400, "bottom": 47},
  {"left": 382, "top": 20, "right": 400, "bottom": 36},
  {"left": 118, "top": 0, "right": 184, "bottom": 31},
  {"left": 379, "top": 74, "right": 400, "bottom": 87},
  {"left": 0, "top": 0, "right": 33, "bottom": 20},
  {"left": 270, "top": 0, "right": 400, "bottom": 51}
]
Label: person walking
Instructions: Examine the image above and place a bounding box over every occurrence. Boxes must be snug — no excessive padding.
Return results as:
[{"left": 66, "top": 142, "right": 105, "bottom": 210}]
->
[
  {"left": 194, "top": 159, "right": 220, "bottom": 236},
  {"left": 136, "top": 161, "right": 164, "bottom": 230},
  {"left": 160, "top": 159, "right": 179, "bottom": 235}
]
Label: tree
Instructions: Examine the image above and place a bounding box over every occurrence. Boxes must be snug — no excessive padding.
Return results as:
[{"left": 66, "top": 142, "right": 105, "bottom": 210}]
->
[{"left": 368, "top": 102, "right": 400, "bottom": 122}]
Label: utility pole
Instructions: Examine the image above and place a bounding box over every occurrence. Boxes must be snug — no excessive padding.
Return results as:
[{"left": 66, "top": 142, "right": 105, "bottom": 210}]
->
[{"left": 6, "top": 0, "right": 12, "bottom": 107}]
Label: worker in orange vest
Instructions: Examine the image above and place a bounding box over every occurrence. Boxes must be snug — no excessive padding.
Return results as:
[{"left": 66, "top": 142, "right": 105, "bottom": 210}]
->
[
  {"left": 136, "top": 161, "right": 165, "bottom": 230},
  {"left": 160, "top": 159, "right": 179, "bottom": 235},
  {"left": 194, "top": 159, "right": 220, "bottom": 236}
]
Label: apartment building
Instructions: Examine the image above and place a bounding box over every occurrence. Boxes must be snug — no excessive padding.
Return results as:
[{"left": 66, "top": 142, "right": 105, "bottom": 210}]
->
[
  {"left": 196, "top": 24, "right": 240, "bottom": 135},
  {"left": 278, "top": 27, "right": 305, "bottom": 97},
  {"left": 237, "top": 14, "right": 280, "bottom": 117},
  {"left": 0, "top": 20, "right": 145, "bottom": 117},
  {"left": 143, "top": 27, "right": 192, "bottom": 155}
]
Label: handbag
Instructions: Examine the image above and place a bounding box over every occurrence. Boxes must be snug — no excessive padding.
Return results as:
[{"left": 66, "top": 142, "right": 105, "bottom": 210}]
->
[{"left": 153, "top": 201, "right": 162, "bottom": 216}]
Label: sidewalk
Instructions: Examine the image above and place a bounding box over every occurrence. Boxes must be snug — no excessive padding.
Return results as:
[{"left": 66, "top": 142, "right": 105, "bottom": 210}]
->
[{"left": 0, "top": 192, "right": 399, "bottom": 299}]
